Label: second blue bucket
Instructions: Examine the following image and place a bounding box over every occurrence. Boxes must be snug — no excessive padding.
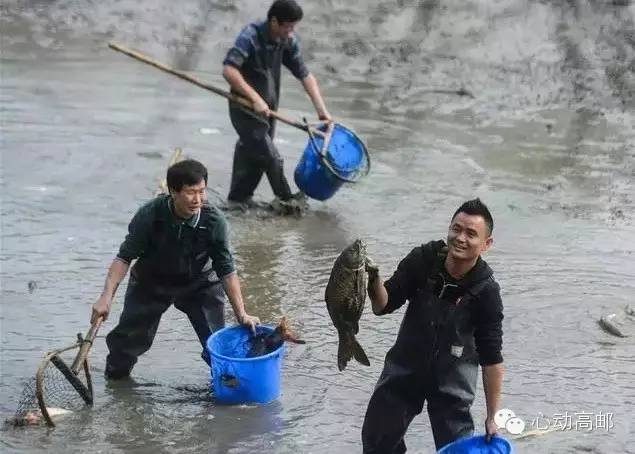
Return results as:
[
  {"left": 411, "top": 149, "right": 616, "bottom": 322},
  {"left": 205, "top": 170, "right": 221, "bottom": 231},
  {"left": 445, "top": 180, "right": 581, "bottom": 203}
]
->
[
  {"left": 437, "top": 435, "right": 513, "bottom": 454},
  {"left": 206, "top": 325, "right": 284, "bottom": 405},
  {"left": 294, "top": 123, "right": 369, "bottom": 201}
]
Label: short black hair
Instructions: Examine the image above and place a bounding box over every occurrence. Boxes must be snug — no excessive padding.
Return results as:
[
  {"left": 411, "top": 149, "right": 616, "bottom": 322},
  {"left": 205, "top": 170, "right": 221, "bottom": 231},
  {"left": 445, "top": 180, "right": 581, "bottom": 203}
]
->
[
  {"left": 167, "top": 159, "right": 208, "bottom": 192},
  {"left": 451, "top": 198, "right": 494, "bottom": 236},
  {"left": 267, "top": 0, "right": 303, "bottom": 23}
]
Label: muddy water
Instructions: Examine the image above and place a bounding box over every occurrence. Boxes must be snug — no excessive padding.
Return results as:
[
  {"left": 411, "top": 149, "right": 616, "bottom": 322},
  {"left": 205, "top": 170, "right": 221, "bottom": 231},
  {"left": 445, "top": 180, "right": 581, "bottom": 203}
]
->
[{"left": 1, "top": 1, "right": 634, "bottom": 453}]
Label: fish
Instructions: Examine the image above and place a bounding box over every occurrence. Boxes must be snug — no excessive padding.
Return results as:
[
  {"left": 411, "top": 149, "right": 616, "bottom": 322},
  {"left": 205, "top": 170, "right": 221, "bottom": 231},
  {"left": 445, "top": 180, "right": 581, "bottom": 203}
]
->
[
  {"left": 246, "top": 317, "right": 305, "bottom": 358},
  {"left": 325, "top": 239, "right": 372, "bottom": 371},
  {"left": 598, "top": 313, "right": 628, "bottom": 338},
  {"left": 509, "top": 426, "right": 560, "bottom": 440},
  {"left": 8, "top": 407, "right": 72, "bottom": 426}
]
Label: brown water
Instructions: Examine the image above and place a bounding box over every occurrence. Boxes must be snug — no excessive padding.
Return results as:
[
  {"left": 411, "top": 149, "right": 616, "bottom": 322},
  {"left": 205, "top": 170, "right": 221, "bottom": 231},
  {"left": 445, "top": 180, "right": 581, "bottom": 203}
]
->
[{"left": 1, "top": 1, "right": 634, "bottom": 453}]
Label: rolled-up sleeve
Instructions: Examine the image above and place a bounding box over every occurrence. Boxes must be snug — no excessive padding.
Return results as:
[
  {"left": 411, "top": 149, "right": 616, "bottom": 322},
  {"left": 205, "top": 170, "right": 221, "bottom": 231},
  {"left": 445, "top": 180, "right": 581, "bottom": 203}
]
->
[
  {"left": 282, "top": 35, "right": 309, "bottom": 80},
  {"left": 381, "top": 247, "right": 423, "bottom": 315},
  {"left": 208, "top": 215, "right": 236, "bottom": 278},
  {"left": 473, "top": 282, "right": 504, "bottom": 366},
  {"left": 223, "top": 25, "right": 256, "bottom": 69},
  {"left": 116, "top": 206, "right": 153, "bottom": 264}
]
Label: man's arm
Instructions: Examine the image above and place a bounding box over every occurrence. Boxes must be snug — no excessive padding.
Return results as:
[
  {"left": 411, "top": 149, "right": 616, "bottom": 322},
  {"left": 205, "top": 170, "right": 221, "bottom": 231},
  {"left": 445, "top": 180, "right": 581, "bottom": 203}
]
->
[
  {"left": 483, "top": 363, "right": 505, "bottom": 440},
  {"left": 301, "top": 74, "right": 331, "bottom": 121},
  {"left": 366, "top": 263, "right": 389, "bottom": 315},
  {"left": 222, "top": 272, "right": 260, "bottom": 334},
  {"left": 91, "top": 205, "right": 152, "bottom": 324},
  {"left": 222, "top": 65, "right": 270, "bottom": 116},
  {"left": 91, "top": 258, "right": 129, "bottom": 324},
  {"left": 473, "top": 281, "right": 505, "bottom": 440}
]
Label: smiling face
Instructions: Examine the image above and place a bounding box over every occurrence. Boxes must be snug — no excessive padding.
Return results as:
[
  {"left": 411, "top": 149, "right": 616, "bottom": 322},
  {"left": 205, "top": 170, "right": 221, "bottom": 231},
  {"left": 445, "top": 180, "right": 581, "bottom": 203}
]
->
[
  {"left": 170, "top": 179, "right": 206, "bottom": 219},
  {"left": 446, "top": 211, "right": 493, "bottom": 262}
]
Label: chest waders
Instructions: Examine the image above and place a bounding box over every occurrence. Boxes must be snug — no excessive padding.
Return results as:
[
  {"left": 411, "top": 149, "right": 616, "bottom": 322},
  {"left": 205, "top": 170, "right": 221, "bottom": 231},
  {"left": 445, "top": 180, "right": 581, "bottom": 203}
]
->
[
  {"left": 362, "top": 250, "right": 493, "bottom": 453},
  {"left": 105, "top": 206, "right": 226, "bottom": 379},
  {"left": 227, "top": 25, "right": 293, "bottom": 202}
]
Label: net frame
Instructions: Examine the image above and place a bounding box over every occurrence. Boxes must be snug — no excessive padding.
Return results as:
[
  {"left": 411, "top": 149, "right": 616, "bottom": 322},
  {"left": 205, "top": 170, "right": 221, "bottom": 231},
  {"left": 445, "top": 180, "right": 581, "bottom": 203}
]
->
[{"left": 11, "top": 320, "right": 101, "bottom": 427}]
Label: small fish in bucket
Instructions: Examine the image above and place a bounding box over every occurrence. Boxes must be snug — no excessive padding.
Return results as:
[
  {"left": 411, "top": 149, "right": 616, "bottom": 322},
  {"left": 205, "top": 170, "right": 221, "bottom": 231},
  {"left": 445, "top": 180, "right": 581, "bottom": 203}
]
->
[
  {"left": 294, "top": 120, "right": 371, "bottom": 201},
  {"left": 7, "top": 318, "right": 103, "bottom": 427}
]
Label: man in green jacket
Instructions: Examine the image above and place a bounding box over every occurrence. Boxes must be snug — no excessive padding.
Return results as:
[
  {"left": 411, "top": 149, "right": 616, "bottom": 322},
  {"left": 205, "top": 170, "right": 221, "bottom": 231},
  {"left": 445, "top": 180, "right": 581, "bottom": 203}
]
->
[{"left": 91, "top": 159, "right": 259, "bottom": 379}]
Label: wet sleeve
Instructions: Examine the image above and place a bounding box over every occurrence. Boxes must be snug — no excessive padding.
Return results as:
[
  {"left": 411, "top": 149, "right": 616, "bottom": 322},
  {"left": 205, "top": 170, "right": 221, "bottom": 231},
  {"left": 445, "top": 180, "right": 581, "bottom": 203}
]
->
[
  {"left": 282, "top": 35, "right": 309, "bottom": 80},
  {"left": 473, "top": 281, "right": 504, "bottom": 366},
  {"left": 223, "top": 25, "right": 256, "bottom": 69},
  {"left": 380, "top": 247, "right": 423, "bottom": 315},
  {"left": 116, "top": 206, "right": 153, "bottom": 264},
  {"left": 208, "top": 215, "right": 236, "bottom": 278}
]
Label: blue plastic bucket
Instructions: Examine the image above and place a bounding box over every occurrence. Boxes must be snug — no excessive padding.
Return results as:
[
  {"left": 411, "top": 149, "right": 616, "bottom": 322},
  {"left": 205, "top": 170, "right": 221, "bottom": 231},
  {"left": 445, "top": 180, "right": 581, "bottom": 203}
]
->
[
  {"left": 206, "top": 325, "right": 285, "bottom": 405},
  {"left": 437, "top": 435, "right": 513, "bottom": 454},
  {"left": 294, "top": 123, "right": 369, "bottom": 201}
]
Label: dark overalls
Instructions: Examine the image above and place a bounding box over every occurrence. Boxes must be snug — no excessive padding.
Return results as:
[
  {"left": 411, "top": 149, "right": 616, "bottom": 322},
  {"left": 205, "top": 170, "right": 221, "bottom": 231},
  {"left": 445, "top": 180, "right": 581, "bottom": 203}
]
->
[
  {"left": 223, "top": 21, "right": 309, "bottom": 203},
  {"left": 105, "top": 200, "right": 229, "bottom": 379},
  {"left": 362, "top": 245, "right": 496, "bottom": 452}
]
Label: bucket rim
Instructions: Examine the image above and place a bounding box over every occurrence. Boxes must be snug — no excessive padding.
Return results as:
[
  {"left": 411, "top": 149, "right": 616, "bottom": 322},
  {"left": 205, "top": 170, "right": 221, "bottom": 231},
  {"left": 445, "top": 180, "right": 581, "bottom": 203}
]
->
[
  {"left": 437, "top": 434, "right": 513, "bottom": 453},
  {"left": 207, "top": 325, "right": 285, "bottom": 363},
  {"left": 308, "top": 122, "right": 370, "bottom": 183}
]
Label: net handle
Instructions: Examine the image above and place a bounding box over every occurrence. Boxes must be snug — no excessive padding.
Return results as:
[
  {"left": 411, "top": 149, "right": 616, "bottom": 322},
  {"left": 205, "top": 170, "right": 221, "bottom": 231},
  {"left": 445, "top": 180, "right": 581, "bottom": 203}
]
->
[{"left": 71, "top": 317, "right": 103, "bottom": 374}]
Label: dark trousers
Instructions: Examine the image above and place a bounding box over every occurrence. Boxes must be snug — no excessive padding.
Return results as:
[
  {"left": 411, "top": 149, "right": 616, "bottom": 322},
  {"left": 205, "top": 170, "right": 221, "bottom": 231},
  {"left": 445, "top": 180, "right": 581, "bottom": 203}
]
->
[
  {"left": 105, "top": 278, "right": 226, "bottom": 378},
  {"left": 227, "top": 129, "right": 292, "bottom": 203},
  {"left": 361, "top": 367, "right": 474, "bottom": 453}
]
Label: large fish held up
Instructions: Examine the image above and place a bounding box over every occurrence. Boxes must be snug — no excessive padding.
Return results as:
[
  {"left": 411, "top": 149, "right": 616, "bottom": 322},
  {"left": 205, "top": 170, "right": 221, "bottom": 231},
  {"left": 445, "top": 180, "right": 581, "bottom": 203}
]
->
[{"left": 325, "top": 239, "right": 373, "bottom": 371}]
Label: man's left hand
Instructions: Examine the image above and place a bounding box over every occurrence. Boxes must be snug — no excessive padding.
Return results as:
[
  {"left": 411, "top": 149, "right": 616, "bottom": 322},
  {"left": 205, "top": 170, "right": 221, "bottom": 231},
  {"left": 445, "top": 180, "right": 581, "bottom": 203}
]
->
[
  {"left": 238, "top": 312, "right": 260, "bottom": 335},
  {"left": 318, "top": 110, "right": 332, "bottom": 123},
  {"left": 485, "top": 417, "right": 498, "bottom": 442}
]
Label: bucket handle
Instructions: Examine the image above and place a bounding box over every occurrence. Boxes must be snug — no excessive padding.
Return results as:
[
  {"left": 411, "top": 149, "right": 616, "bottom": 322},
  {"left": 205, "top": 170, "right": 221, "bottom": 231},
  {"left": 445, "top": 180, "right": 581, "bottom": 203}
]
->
[{"left": 303, "top": 118, "right": 370, "bottom": 184}]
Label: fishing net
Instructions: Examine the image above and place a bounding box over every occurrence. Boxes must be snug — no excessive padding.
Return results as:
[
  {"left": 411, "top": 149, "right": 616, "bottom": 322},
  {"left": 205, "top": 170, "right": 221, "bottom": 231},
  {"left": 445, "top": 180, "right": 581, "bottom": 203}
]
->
[{"left": 9, "top": 321, "right": 101, "bottom": 427}]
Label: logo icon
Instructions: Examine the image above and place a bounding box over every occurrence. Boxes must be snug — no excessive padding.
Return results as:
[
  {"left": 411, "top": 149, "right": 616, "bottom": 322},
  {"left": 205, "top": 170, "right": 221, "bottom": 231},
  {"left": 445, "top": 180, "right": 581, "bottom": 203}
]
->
[
  {"left": 494, "top": 408, "right": 516, "bottom": 429},
  {"left": 494, "top": 408, "right": 526, "bottom": 435},
  {"left": 505, "top": 416, "right": 526, "bottom": 435}
]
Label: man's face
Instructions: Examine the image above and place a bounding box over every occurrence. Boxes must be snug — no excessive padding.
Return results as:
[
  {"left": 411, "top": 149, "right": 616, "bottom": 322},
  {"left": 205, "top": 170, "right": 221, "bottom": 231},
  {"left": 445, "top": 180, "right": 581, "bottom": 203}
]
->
[
  {"left": 446, "top": 212, "right": 493, "bottom": 262},
  {"left": 171, "top": 179, "right": 207, "bottom": 218},
  {"left": 271, "top": 18, "right": 298, "bottom": 39}
]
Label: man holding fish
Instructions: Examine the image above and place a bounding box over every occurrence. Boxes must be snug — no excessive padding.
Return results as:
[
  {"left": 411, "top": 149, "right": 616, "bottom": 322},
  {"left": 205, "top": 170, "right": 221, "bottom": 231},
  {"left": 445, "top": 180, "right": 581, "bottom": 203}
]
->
[{"left": 361, "top": 199, "right": 505, "bottom": 452}]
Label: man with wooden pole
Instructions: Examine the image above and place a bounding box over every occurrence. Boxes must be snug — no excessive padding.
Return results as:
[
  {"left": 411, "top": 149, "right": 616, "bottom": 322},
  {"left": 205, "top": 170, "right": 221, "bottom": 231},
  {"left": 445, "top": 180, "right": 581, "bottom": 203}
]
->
[{"left": 222, "top": 0, "right": 332, "bottom": 207}]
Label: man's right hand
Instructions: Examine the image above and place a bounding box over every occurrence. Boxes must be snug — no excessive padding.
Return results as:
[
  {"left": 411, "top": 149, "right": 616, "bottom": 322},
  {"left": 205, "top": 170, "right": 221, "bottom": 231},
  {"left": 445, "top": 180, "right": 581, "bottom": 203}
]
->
[
  {"left": 91, "top": 296, "right": 111, "bottom": 324},
  {"left": 252, "top": 98, "right": 270, "bottom": 117},
  {"left": 365, "top": 257, "right": 379, "bottom": 280}
]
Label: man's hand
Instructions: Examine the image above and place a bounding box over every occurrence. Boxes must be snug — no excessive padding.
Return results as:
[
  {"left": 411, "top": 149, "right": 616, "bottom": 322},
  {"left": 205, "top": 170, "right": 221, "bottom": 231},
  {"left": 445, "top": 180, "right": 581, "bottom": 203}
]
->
[
  {"left": 485, "top": 417, "right": 498, "bottom": 442},
  {"left": 91, "top": 296, "right": 111, "bottom": 324},
  {"left": 365, "top": 257, "right": 379, "bottom": 280},
  {"left": 317, "top": 110, "right": 332, "bottom": 123},
  {"left": 237, "top": 312, "right": 261, "bottom": 335},
  {"left": 253, "top": 98, "right": 271, "bottom": 117}
]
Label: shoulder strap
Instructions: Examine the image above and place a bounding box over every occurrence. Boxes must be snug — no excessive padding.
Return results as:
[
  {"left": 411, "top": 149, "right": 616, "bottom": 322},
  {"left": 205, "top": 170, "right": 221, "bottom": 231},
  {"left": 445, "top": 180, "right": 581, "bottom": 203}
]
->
[
  {"left": 462, "top": 276, "right": 495, "bottom": 303},
  {"left": 422, "top": 242, "right": 447, "bottom": 289}
]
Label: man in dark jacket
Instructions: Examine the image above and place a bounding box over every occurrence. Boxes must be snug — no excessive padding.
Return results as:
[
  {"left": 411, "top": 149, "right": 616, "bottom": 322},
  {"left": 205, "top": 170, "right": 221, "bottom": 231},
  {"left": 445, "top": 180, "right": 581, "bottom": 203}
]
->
[
  {"left": 222, "top": 0, "right": 331, "bottom": 206},
  {"left": 362, "top": 198, "right": 505, "bottom": 452},
  {"left": 91, "top": 159, "right": 260, "bottom": 379}
]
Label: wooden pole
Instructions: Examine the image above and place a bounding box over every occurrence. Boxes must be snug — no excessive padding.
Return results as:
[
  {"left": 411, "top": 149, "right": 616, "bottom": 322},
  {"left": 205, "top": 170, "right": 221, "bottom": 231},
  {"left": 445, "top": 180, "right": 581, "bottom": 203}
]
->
[{"left": 108, "top": 42, "right": 325, "bottom": 137}]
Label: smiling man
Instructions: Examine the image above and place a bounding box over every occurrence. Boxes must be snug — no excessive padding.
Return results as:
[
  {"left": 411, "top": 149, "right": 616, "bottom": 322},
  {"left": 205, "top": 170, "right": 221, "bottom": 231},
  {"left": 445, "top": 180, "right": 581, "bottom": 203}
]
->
[
  {"left": 361, "top": 199, "right": 504, "bottom": 452},
  {"left": 222, "top": 0, "right": 331, "bottom": 207},
  {"left": 91, "top": 159, "right": 259, "bottom": 379}
]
